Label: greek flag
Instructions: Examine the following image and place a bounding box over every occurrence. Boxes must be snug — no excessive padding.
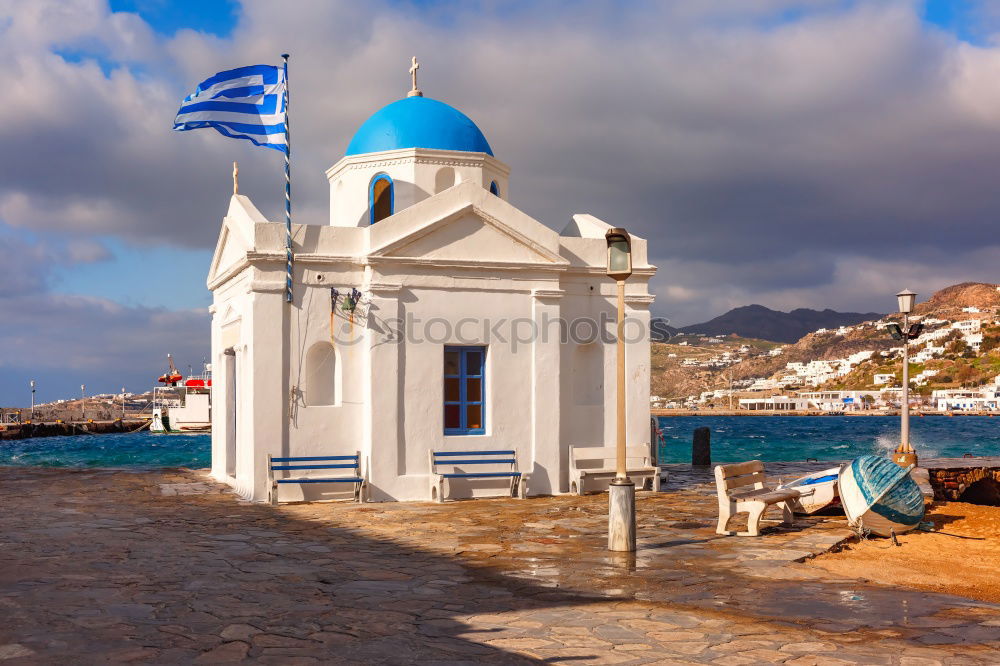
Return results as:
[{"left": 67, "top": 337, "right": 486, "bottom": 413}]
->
[{"left": 173, "top": 64, "right": 287, "bottom": 153}]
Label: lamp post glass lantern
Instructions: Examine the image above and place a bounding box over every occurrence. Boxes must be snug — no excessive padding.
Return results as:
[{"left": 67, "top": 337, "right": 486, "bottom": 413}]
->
[
  {"left": 897, "top": 289, "right": 916, "bottom": 315},
  {"left": 605, "top": 227, "right": 636, "bottom": 553},
  {"left": 894, "top": 289, "right": 918, "bottom": 467}
]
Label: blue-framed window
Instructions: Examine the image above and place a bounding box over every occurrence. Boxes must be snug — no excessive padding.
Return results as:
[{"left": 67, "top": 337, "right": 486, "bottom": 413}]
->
[
  {"left": 489, "top": 180, "right": 500, "bottom": 197},
  {"left": 444, "top": 346, "right": 485, "bottom": 435},
  {"left": 369, "top": 173, "right": 394, "bottom": 225}
]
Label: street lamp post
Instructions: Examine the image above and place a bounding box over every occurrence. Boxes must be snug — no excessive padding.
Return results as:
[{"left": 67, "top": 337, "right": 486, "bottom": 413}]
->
[
  {"left": 894, "top": 289, "right": 918, "bottom": 468},
  {"left": 81, "top": 384, "right": 86, "bottom": 421},
  {"left": 605, "top": 228, "right": 636, "bottom": 552},
  {"left": 121, "top": 387, "right": 127, "bottom": 420},
  {"left": 29, "top": 380, "right": 35, "bottom": 421}
]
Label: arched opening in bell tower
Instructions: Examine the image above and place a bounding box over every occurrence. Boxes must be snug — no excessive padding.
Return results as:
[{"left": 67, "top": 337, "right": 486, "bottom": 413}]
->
[{"left": 369, "top": 173, "right": 394, "bottom": 224}]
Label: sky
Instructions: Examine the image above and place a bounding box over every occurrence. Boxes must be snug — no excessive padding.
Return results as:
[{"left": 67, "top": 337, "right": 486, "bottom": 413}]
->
[{"left": 2, "top": 0, "right": 1000, "bottom": 404}]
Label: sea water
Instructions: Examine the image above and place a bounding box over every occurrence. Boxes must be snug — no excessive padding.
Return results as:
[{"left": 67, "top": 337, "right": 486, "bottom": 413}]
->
[
  {"left": 2, "top": 416, "right": 999, "bottom": 468},
  {"left": 0, "top": 432, "right": 211, "bottom": 468},
  {"left": 657, "top": 415, "right": 1000, "bottom": 464}
]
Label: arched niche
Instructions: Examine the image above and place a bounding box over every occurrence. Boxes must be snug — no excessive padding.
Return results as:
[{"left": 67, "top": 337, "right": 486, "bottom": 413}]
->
[
  {"left": 435, "top": 167, "right": 457, "bottom": 193},
  {"left": 304, "top": 341, "right": 341, "bottom": 407}
]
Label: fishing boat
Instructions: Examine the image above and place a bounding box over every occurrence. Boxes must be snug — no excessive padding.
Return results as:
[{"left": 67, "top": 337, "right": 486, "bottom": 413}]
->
[
  {"left": 777, "top": 466, "right": 842, "bottom": 514},
  {"left": 838, "top": 454, "right": 925, "bottom": 537},
  {"left": 151, "top": 356, "right": 212, "bottom": 434}
]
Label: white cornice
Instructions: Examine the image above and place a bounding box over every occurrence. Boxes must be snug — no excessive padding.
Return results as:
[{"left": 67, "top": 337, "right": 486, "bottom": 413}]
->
[
  {"left": 325, "top": 147, "right": 510, "bottom": 181},
  {"left": 249, "top": 280, "right": 286, "bottom": 294},
  {"left": 294, "top": 253, "right": 361, "bottom": 265},
  {"left": 367, "top": 281, "right": 403, "bottom": 294},
  {"left": 207, "top": 257, "right": 250, "bottom": 291},
  {"left": 365, "top": 255, "right": 566, "bottom": 273},
  {"left": 562, "top": 266, "right": 657, "bottom": 277}
]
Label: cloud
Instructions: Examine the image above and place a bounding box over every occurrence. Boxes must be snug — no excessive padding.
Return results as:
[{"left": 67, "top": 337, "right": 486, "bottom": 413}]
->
[
  {"left": 1, "top": 0, "right": 1000, "bottom": 396},
  {"left": 0, "top": 228, "right": 208, "bottom": 404}
]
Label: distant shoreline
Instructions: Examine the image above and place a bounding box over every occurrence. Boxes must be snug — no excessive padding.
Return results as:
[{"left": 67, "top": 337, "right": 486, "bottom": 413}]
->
[{"left": 652, "top": 409, "right": 997, "bottom": 417}]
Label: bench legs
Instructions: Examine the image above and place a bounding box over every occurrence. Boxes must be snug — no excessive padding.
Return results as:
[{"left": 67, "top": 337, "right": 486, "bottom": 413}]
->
[
  {"left": 431, "top": 476, "right": 526, "bottom": 502},
  {"left": 716, "top": 500, "right": 735, "bottom": 535},
  {"left": 743, "top": 502, "right": 767, "bottom": 537},
  {"left": 431, "top": 477, "right": 446, "bottom": 503},
  {"left": 512, "top": 474, "right": 528, "bottom": 499},
  {"left": 718, "top": 500, "right": 796, "bottom": 537},
  {"left": 779, "top": 500, "right": 794, "bottom": 526}
]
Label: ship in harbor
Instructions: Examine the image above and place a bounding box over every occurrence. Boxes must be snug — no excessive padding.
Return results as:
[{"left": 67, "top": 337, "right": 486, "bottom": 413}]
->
[{"left": 150, "top": 354, "right": 211, "bottom": 434}]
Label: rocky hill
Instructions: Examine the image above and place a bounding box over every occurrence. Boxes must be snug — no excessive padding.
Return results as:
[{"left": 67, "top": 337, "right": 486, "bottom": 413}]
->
[
  {"left": 679, "top": 304, "right": 882, "bottom": 343},
  {"left": 914, "top": 282, "right": 1000, "bottom": 314}
]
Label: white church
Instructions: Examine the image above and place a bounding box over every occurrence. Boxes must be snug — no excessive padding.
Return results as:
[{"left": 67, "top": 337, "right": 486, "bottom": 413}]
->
[{"left": 207, "top": 66, "right": 656, "bottom": 502}]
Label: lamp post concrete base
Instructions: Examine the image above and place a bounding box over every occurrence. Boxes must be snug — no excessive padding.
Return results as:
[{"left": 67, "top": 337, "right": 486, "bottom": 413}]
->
[{"left": 608, "top": 479, "right": 636, "bottom": 552}]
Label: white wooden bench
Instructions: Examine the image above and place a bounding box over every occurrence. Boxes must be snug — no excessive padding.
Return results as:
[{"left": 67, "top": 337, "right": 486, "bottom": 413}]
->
[
  {"left": 569, "top": 446, "right": 660, "bottom": 495},
  {"left": 429, "top": 449, "right": 526, "bottom": 502},
  {"left": 267, "top": 453, "right": 367, "bottom": 505},
  {"left": 715, "top": 460, "right": 800, "bottom": 536}
]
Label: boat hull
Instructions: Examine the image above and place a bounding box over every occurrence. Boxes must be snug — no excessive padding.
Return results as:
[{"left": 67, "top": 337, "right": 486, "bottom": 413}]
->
[
  {"left": 779, "top": 467, "right": 841, "bottom": 514},
  {"left": 839, "top": 455, "right": 925, "bottom": 537},
  {"left": 151, "top": 408, "right": 210, "bottom": 434}
]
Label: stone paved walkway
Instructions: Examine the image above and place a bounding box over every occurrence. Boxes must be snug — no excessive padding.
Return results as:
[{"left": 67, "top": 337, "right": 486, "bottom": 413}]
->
[{"left": 0, "top": 466, "right": 997, "bottom": 664}]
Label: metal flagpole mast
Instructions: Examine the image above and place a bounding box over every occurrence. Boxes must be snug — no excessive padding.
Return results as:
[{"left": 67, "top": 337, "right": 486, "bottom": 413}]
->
[{"left": 282, "top": 53, "right": 293, "bottom": 303}]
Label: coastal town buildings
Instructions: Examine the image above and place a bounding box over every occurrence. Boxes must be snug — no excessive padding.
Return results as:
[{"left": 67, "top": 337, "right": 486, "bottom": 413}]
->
[
  {"left": 206, "top": 81, "right": 656, "bottom": 502},
  {"left": 933, "top": 387, "right": 1000, "bottom": 411}
]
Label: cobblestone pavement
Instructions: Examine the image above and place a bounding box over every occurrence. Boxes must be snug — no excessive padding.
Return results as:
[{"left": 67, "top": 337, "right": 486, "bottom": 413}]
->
[{"left": 0, "top": 466, "right": 998, "bottom": 664}]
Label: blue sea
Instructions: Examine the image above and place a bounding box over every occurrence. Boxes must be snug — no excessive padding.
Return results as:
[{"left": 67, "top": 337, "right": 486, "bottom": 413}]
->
[
  {"left": 657, "top": 415, "right": 1000, "bottom": 463},
  {"left": 1, "top": 416, "right": 998, "bottom": 468},
  {"left": 0, "top": 432, "right": 211, "bottom": 468}
]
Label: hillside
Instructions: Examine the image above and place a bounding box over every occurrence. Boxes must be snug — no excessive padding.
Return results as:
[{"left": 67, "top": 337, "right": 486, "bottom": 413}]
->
[
  {"left": 915, "top": 282, "right": 1000, "bottom": 314},
  {"left": 679, "top": 305, "right": 882, "bottom": 343},
  {"left": 653, "top": 282, "right": 1000, "bottom": 404}
]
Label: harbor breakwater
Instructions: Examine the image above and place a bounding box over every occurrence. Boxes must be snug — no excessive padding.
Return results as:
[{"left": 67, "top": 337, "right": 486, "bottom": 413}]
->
[{"left": 0, "top": 419, "right": 150, "bottom": 441}]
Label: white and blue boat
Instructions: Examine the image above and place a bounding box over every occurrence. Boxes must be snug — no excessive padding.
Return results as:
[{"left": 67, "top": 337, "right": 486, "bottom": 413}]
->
[
  {"left": 777, "top": 467, "right": 841, "bottom": 515},
  {"left": 838, "top": 455, "right": 925, "bottom": 537}
]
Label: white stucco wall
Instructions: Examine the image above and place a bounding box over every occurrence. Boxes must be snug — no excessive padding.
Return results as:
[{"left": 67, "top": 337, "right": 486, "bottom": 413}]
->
[{"left": 207, "top": 151, "right": 655, "bottom": 503}]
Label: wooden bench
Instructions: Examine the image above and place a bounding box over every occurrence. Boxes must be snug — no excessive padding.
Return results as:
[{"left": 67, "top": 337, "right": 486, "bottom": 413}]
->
[
  {"left": 715, "top": 460, "right": 799, "bottom": 536},
  {"left": 429, "top": 449, "right": 526, "bottom": 502},
  {"left": 569, "top": 446, "right": 660, "bottom": 495},
  {"left": 267, "top": 453, "right": 367, "bottom": 505}
]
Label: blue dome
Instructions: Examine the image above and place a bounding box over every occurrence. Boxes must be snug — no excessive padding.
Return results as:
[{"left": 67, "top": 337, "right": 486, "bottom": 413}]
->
[{"left": 345, "top": 96, "right": 493, "bottom": 156}]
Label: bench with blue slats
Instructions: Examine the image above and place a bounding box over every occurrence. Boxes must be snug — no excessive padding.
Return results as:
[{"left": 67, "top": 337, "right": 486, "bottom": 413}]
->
[
  {"left": 429, "top": 449, "right": 527, "bottom": 502},
  {"left": 267, "top": 452, "right": 366, "bottom": 504}
]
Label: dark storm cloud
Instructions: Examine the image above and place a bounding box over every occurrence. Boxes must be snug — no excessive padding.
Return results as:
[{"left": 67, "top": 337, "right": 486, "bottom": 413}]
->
[{"left": 2, "top": 0, "right": 1000, "bottom": 346}]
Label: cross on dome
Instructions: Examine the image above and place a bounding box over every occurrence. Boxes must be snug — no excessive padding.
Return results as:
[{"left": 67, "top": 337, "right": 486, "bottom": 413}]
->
[{"left": 408, "top": 56, "right": 423, "bottom": 97}]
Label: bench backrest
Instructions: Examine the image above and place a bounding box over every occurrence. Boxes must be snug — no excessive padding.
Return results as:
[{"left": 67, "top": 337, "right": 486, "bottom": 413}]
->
[
  {"left": 570, "top": 446, "right": 652, "bottom": 470},
  {"left": 714, "top": 460, "right": 768, "bottom": 500},
  {"left": 430, "top": 449, "right": 517, "bottom": 473},
  {"left": 269, "top": 453, "right": 361, "bottom": 478}
]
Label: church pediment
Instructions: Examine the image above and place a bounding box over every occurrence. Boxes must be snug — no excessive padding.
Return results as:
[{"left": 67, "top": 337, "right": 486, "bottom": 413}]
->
[
  {"left": 207, "top": 195, "right": 263, "bottom": 288},
  {"left": 368, "top": 182, "right": 568, "bottom": 268}
]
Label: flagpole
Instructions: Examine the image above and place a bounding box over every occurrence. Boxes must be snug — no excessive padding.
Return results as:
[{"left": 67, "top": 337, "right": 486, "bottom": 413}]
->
[{"left": 282, "top": 53, "right": 293, "bottom": 304}]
